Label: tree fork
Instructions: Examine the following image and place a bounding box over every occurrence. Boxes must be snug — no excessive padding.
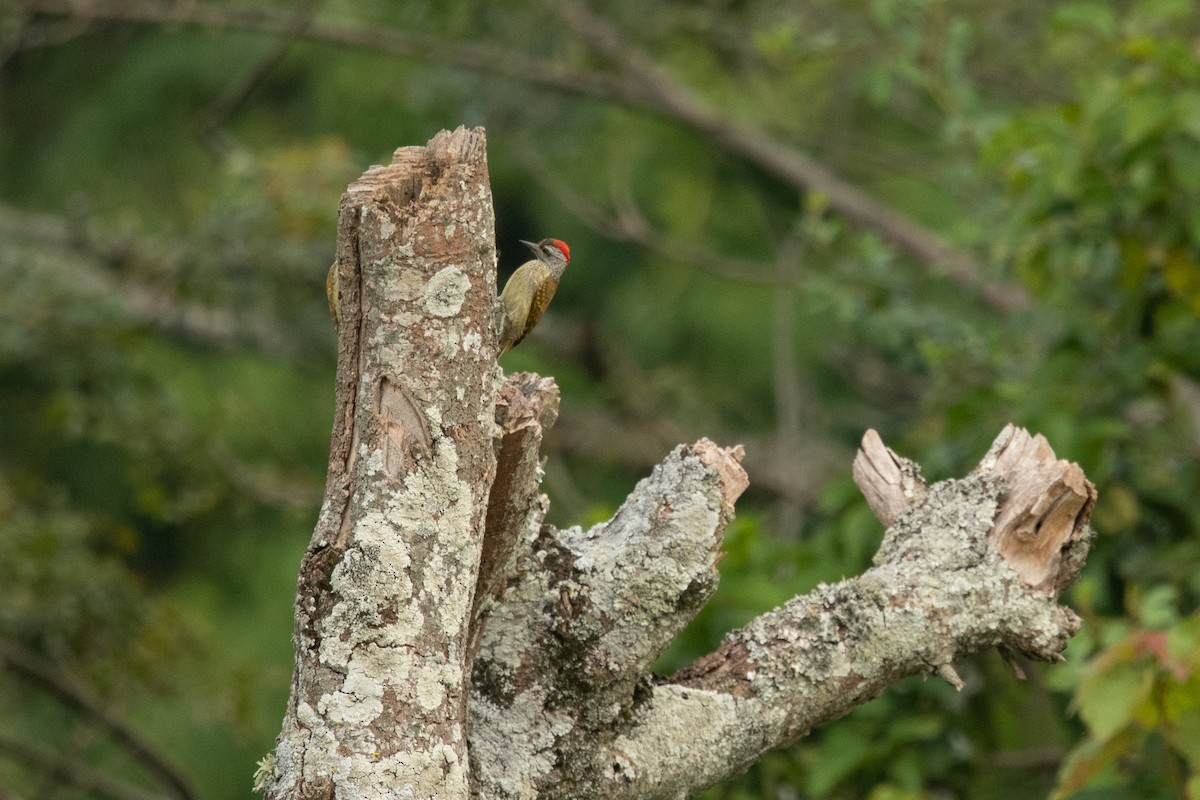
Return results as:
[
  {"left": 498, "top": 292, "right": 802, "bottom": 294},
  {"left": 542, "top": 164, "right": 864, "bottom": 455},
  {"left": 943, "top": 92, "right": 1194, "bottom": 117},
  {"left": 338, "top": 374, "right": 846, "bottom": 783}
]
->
[{"left": 262, "top": 128, "right": 1096, "bottom": 800}]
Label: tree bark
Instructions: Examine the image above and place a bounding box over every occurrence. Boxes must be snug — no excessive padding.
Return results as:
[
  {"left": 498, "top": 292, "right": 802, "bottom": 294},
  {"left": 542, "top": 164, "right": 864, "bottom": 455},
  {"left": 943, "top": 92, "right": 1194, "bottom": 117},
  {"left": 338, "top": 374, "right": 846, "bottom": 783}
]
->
[
  {"left": 264, "top": 127, "right": 500, "bottom": 800},
  {"left": 262, "top": 128, "right": 1096, "bottom": 800}
]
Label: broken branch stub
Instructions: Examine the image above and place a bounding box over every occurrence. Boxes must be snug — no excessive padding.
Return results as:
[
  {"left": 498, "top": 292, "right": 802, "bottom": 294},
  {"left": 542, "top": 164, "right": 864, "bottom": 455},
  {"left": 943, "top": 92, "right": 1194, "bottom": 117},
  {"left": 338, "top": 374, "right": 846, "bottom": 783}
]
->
[
  {"left": 976, "top": 424, "right": 1097, "bottom": 594},
  {"left": 470, "top": 372, "right": 560, "bottom": 656},
  {"left": 854, "top": 425, "right": 1096, "bottom": 595},
  {"left": 851, "top": 428, "right": 927, "bottom": 526}
]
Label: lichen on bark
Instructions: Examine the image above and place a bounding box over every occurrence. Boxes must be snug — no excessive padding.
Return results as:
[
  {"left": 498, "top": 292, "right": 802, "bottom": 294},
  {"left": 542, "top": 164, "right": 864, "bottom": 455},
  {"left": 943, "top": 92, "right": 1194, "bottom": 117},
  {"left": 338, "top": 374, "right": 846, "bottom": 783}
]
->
[{"left": 265, "top": 129, "right": 1095, "bottom": 800}]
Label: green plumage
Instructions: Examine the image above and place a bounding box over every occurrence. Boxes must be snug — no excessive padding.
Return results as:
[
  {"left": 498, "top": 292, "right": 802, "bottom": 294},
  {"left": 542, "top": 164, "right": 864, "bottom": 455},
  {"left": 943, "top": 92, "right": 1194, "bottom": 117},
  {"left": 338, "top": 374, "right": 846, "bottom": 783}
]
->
[
  {"left": 498, "top": 259, "right": 558, "bottom": 355},
  {"left": 497, "top": 238, "right": 570, "bottom": 356}
]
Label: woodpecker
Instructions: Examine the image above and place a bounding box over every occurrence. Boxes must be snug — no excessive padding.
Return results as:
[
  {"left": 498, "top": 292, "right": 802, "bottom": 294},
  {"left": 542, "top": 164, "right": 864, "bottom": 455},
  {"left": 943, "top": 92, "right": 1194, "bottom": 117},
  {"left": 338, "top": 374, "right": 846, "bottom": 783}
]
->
[{"left": 497, "top": 238, "right": 571, "bottom": 356}]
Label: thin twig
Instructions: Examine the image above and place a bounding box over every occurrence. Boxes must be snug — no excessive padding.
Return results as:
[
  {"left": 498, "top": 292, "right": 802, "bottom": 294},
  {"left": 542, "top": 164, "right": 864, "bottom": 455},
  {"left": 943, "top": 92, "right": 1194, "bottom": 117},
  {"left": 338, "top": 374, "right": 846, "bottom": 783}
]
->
[
  {"left": 0, "top": 735, "right": 167, "bottom": 800},
  {"left": 515, "top": 141, "right": 787, "bottom": 286},
  {"left": 0, "top": 3, "right": 30, "bottom": 69},
  {"left": 19, "top": 0, "right": 1029, "bottom": 311},
  {"left": 547, "top": 0, "right": 1029, "bottom": 312},
  {"left": 0, "top": 644, "right": 197, "bottom": 800},
  {"left": 0, "top": 203, "right": 292, "bottom": 352},
  {"left": 196, "top": 0, "right": 328, "bottom": 154},
  {"left": 17, "top": 0, "right": 627, "bottom": 99},
  {"left": 770, "top": 231, "right": 809, "bottom": 538}
]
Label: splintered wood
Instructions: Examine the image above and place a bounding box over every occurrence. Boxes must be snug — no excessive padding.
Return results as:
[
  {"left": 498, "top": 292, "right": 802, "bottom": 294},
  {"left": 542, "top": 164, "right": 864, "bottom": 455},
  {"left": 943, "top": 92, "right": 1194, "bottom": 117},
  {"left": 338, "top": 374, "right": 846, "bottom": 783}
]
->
[
  {"left": 691, "top": 439, "right": 749, "bottom": 510},
  {"left": 851, "top": 429, "right": 928, "bottom": 528},
  {"left": 473, "top": 372, "right": 560, "bottom": 638},
  {"left": 853, "top": 425, "right": 1096, "bottom": 595},
  {"left": 976, "top": 424, "right": 1096, "bottom": 593}
]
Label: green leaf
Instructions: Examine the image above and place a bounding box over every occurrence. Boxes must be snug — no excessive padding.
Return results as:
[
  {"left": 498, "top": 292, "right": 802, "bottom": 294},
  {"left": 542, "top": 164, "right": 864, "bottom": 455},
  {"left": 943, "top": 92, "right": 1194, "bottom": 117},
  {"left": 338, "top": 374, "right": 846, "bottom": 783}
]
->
[
  {"left": 1051, "top": 730, "right": 1136, "bottom": 800},
  {"left": 1172, "top": 707, "right": 1200, "bottom": 768},
  {"left": 1052, "top": 2, "right": 1117, "bottom": 37},
  {"left": 1122, "top": 92, "right": 1174, "bottom": 145},
  {"left": 1168, "top": 616, "right": 1200, "bottom": 666},
  {"left": 1077, "top": 660, "right": 1154, "bottom": 739}
]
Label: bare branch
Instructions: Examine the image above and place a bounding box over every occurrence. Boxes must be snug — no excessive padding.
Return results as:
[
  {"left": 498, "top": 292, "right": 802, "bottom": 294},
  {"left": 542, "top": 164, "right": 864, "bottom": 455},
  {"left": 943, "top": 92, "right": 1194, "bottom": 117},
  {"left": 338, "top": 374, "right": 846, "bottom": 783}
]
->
[
  {"left": 770, "top": 234, "right": 810, "bottom": 537},
  {"left": 515, "top": 142, "right": 788, "bottom": 286},
  {"left": 548, "top": 2, "right": 1030, "bottom": 312},
  {"left": 591, "top": 428, "right": 1089, "bottom": 798},
  {"left": 21, "top": 0, "right": 1029, "bottom": 311},
  {"left": 17, "top": 0, "right": 626, "bottom": 99},
  {"left": 196, "top": 0, "right": 328, "bottom": 154},
  {"left": 0, "top": 734, "right": 168, "bottom": 800},
  {"left": 0, "top": 644, "right": 196, "bottom": 800},
  {"left": 0, "top": 203, "right": 292, "bottom": 352}
]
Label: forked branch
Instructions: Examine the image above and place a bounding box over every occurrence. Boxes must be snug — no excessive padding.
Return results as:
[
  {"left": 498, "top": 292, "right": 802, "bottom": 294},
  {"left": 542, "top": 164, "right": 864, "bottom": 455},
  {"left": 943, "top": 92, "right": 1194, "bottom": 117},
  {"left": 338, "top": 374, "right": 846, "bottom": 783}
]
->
[{"left": 259, "top": 128, "right": 1091, "bottom": 800}]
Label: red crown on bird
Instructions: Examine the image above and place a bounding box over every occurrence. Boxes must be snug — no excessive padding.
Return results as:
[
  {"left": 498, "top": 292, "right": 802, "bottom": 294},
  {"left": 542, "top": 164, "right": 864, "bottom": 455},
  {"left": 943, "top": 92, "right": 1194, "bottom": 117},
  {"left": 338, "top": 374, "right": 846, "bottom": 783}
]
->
[{"left": 547, "top": 239, "right": 570, "bottom": 263}]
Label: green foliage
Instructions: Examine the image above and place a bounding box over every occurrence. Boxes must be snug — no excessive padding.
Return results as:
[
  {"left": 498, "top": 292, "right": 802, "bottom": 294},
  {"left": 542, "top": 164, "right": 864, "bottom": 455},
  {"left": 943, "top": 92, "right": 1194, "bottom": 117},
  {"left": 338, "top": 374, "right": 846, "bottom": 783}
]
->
[
  {"left": 975, "top": 1, "right": 1200, "bottom": 621},
  {"left": 1, "top": 0, "right": 1198, "bottom": 797},
  {"left": 1054, "top": 614, "right": 1200, "bottom": 799},
  {"left": 0, "top": 473, "right": 190, "bottom": 681}
]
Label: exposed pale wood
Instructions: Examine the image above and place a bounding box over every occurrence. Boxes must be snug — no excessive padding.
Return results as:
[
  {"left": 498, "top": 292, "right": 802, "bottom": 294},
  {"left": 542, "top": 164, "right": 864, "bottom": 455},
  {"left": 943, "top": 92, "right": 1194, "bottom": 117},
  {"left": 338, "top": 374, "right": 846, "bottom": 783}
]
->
[
  {"left": 471, "top": 372, "right": 560, "bottom": 654},
  {"left": 852, "top": 428, "right": 928, "bottom": 527},
  {"left": 854, "top": 424, "right": 1096, "bottom": 594},
  {"left": 975, "top": 424, "right": 1097, "bottom": 594},
  {"left": 692, "top": 439, "right": 749, "bottom": 510}
]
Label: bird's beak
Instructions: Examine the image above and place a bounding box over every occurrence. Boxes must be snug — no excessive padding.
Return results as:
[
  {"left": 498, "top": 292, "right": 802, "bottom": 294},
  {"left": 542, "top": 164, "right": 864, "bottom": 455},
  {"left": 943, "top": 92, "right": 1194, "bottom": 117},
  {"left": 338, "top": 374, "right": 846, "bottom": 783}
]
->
[{"left": 519, "top": 239, "right": 538, "bottom": 253}]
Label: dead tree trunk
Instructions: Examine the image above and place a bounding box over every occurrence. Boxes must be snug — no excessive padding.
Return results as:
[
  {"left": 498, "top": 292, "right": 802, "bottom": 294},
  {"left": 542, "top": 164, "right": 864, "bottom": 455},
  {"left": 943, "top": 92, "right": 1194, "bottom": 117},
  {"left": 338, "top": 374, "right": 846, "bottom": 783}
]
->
[
  {"left": 263, "top": 128, "right": 500, "bottom": 799},
  {"left": 260, "top": 127, "right": 1096, "bottom": 800}
]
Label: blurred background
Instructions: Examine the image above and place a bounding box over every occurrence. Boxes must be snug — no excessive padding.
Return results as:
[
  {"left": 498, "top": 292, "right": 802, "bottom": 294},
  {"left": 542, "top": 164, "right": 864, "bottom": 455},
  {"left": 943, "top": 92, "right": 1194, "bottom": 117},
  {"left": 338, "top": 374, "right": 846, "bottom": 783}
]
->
[{"left": 2, "top": 0, "right": 1199, "bottom": 798}]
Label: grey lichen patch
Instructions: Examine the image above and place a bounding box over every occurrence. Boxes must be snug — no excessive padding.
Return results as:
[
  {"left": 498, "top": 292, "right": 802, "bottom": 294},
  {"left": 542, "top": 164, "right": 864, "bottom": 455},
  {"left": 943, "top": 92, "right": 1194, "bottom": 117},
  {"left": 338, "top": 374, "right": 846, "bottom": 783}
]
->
[
  {"left": 327, "top": 741, "right": 467, "bottom": 800},
  {"left": 471, "top": 685, "right": 576, "bottom": 798},
  {"left": 414, "top": 657, "right": 455, "bottom": 711},
  {"left": 552, "top": 448, "right": 730, "bottom": 677},
  {"left": 253, "top": 751, "right": 278, "bottom": 795},
  {"left": 309, "top": 431, "right": 478, "bottom": 728},
  {"left": 875, "top": 475, "right": 1002, "bottom": 569},
  {"left": 424, "top": 265, "right": 472, "bottom": 317},
  {"left": 319, "top": 667, "right": 385, "bottom": 728},
  {"left": 603, "top": 686, "right": 785, "bottom": 800},
  {"left": 377, "top": 260, "right": 429, "bottom": 310},
  {"left": 462, "top": 327, "right": 484, "bottom": 355},
  {"left": 289, "top": 641, "right": 471, "bottom": 797}
]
